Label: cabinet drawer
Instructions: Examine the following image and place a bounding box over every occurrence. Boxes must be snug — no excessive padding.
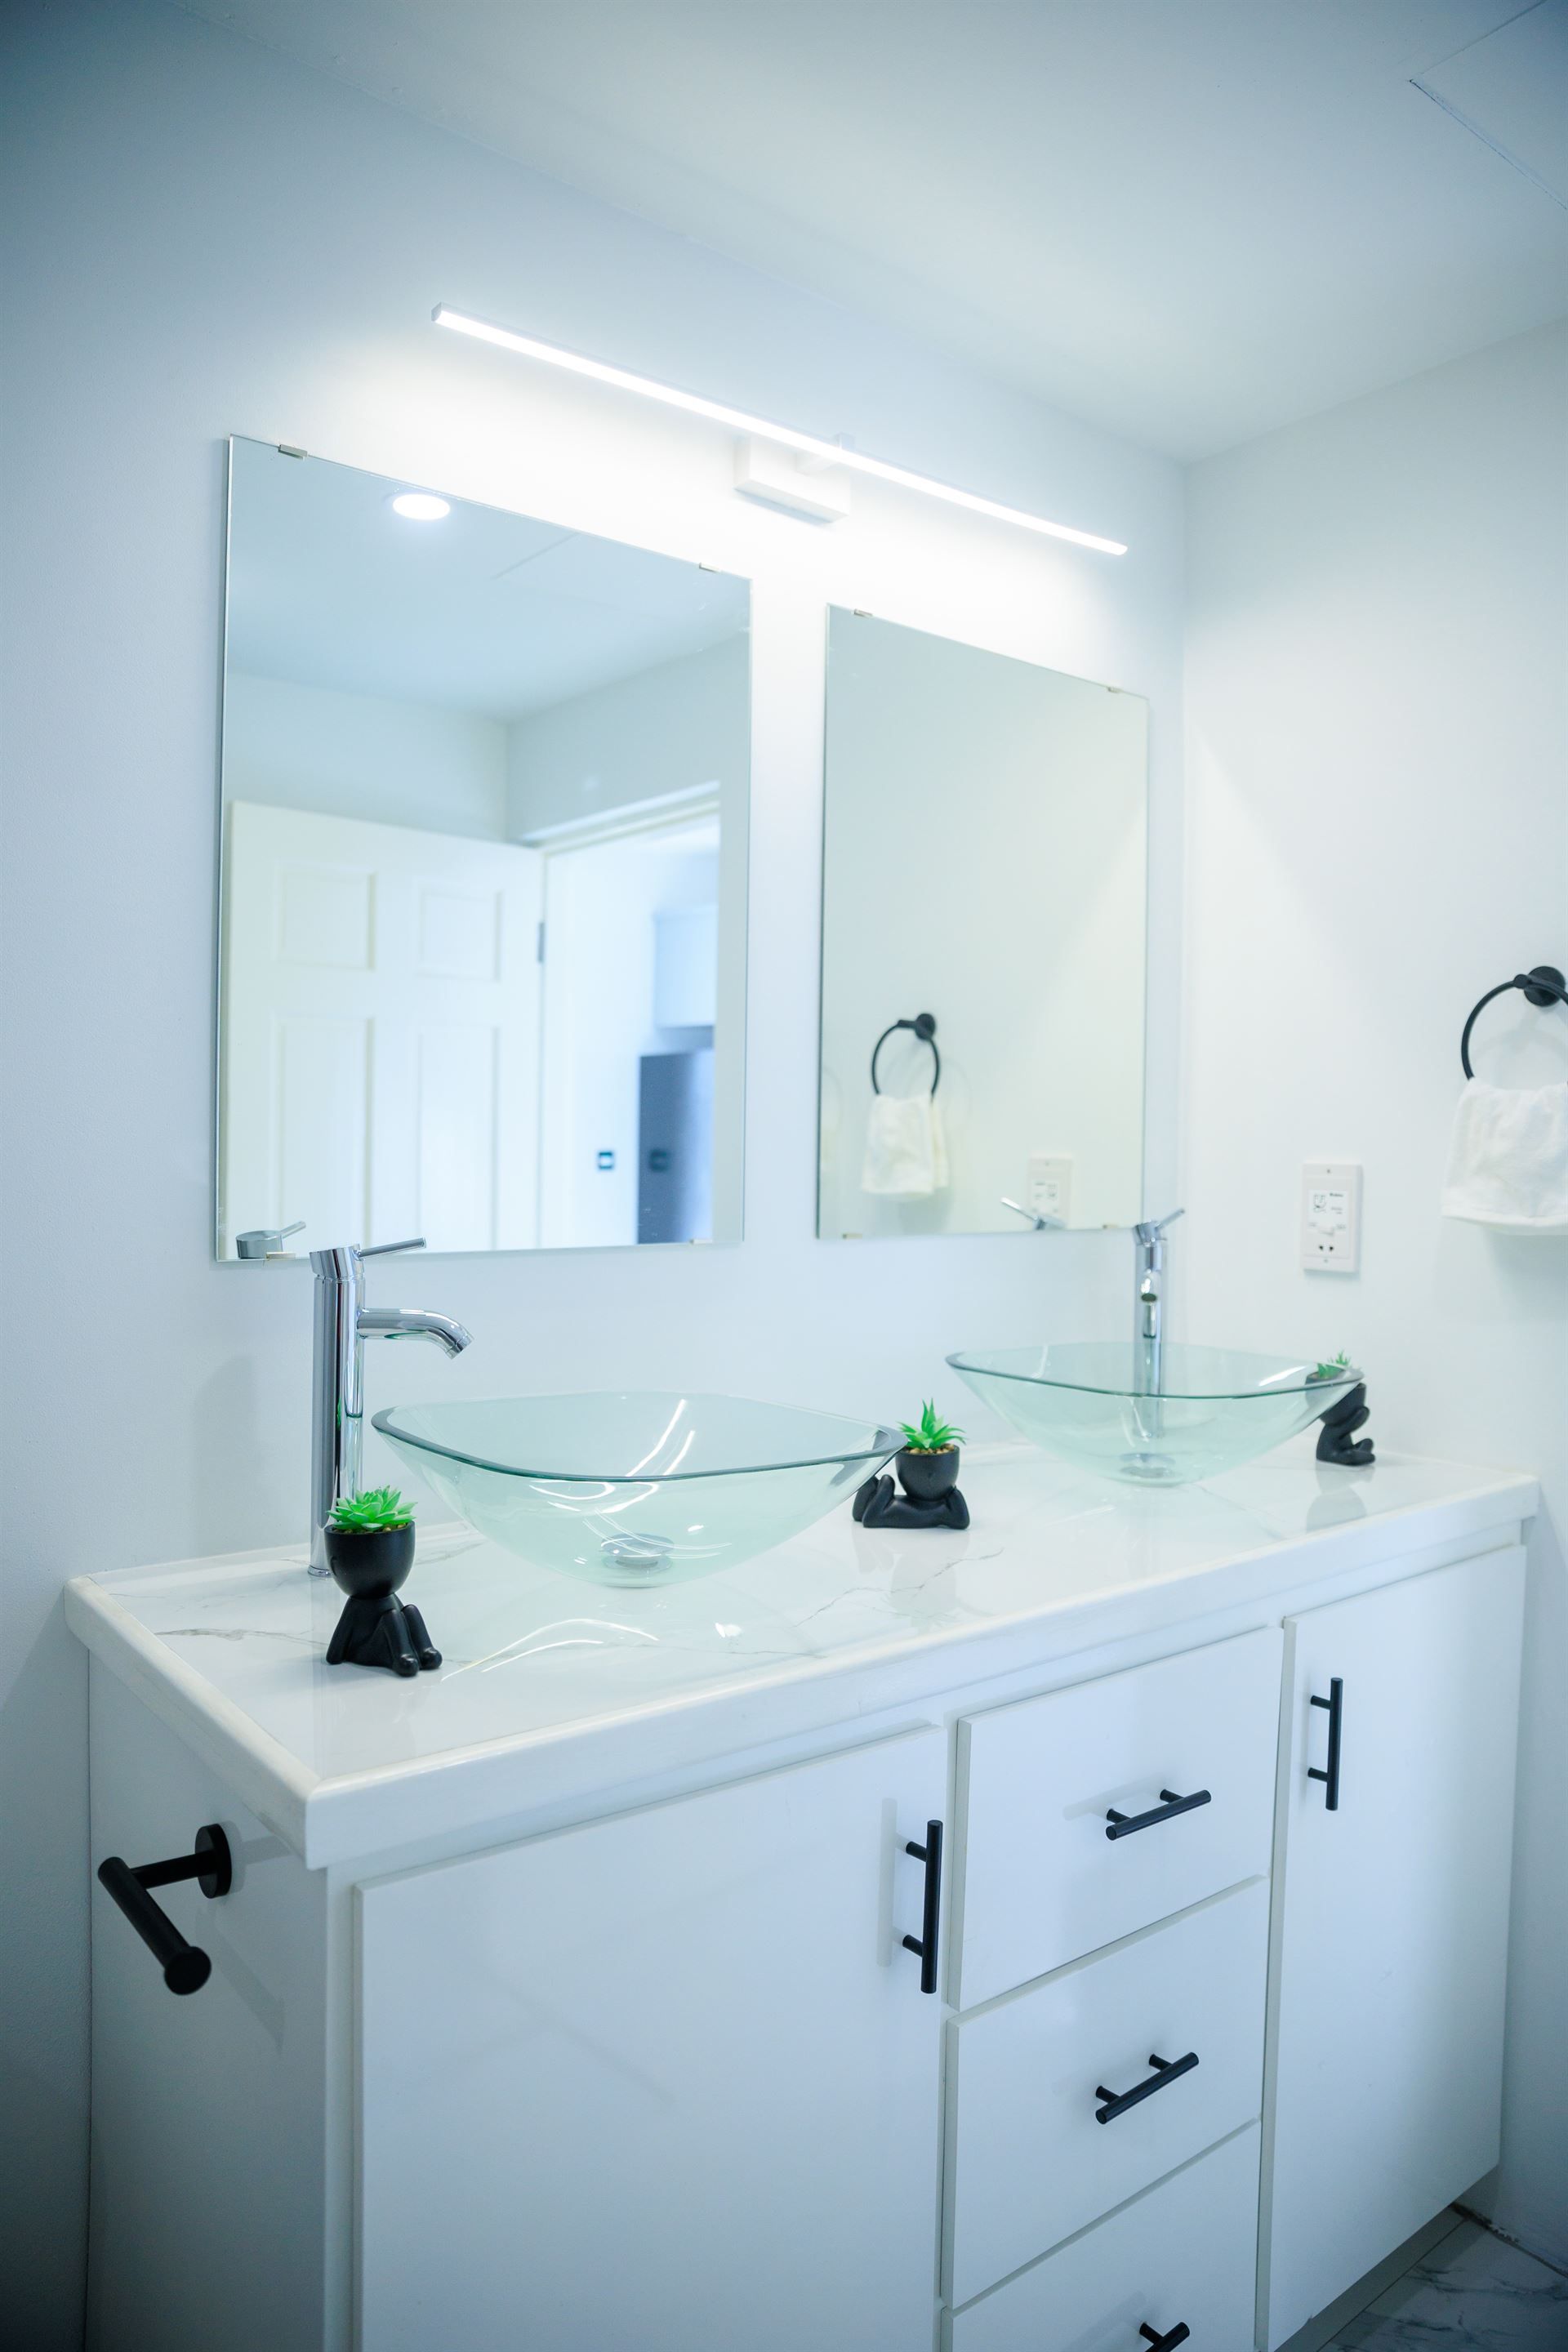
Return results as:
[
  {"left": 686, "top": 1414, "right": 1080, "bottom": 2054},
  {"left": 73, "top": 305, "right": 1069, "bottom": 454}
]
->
[
  {"left": 947, "top": 2123, "right": 1259, "bottom": 2352},
  {"left": 946, "top": 1878, "right": 1268, "bottom": 2306},
  {"left": 956, "top": 1626, "right": 1281, "bottom": 2005}
]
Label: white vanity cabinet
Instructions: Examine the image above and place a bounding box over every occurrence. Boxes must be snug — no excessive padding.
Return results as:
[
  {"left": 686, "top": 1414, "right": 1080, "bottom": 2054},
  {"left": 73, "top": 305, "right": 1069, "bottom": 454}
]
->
[
  {"left": 68, "top": 1455, "right": 1535, "bottom": 2352},
  {"left": 355, "top": 1731, "right": 947, "bottom": 2352},
  {"left": 1262, "top": 1548, "right": 1526, "bottom": 2347}
]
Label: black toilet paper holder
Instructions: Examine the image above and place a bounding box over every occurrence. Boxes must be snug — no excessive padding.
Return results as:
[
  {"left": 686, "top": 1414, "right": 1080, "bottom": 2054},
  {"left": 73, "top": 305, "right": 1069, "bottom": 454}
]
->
[{"left": 97, "top": 1823, "right": 232, "bottom": 1996}]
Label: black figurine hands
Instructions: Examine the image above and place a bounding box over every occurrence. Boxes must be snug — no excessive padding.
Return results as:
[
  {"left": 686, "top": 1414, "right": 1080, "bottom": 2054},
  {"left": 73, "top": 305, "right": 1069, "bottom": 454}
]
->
[
  {"left": 1316, "top": 1381, "right": 1374, "bottom": 1468},
  {"left": 325, "top": 1592, "right": 442, "bottom": 1676},
  {"left": 853, "top": 1470, "right": 970, "bottom": 1530}
]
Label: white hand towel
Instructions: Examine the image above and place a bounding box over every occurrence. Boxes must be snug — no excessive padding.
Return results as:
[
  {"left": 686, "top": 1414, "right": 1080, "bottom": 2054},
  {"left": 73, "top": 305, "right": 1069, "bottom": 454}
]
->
[
  {"left": 862, "top": 1092, "right": 950, "bottom": 1197},
  {"left": 1441, "top": 1078, "right": 1568, "bottom": 1233}
]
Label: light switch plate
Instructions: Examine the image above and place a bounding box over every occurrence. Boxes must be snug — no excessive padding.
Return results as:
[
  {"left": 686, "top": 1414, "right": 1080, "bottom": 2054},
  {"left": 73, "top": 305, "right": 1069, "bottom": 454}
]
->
[
  {"left": 1027, "top": 1154, "right": 1074, "bottom": 1224},
  {"left": 1302, "top": 1161, "right": 1361, "bottom": 1273}
]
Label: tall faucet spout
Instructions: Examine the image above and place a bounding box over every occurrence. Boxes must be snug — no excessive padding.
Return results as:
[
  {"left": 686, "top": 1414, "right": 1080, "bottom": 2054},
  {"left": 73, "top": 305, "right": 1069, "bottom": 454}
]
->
[
  {"left": 309, "top": 1238, "right": 472, "bottom": 1573},
  {"left": 359, "top": 1307, "right": 472, "bottom": 1356},
  {"left": 1130, "top": 1208, "right": 1184, "bottom": 1394}
]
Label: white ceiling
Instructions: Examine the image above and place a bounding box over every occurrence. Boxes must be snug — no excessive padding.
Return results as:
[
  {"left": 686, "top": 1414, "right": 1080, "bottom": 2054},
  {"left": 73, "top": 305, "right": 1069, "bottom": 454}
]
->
[
  {"left": 185, "top": 0, "right": 1568, "bottom": 460},
  {"left": 226, "top": 439, "right": 748, "bottom": 719}
]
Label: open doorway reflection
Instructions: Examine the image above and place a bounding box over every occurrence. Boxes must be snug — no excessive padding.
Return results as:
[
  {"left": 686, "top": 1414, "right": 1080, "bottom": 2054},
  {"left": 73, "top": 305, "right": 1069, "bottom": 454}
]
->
[{"left": 535, "top": 796, "right": 720, "bottom": 1247}]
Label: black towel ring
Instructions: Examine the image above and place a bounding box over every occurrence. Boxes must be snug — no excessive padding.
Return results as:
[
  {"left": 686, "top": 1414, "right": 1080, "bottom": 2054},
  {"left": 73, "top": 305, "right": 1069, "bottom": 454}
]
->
[
  {"left": 871, "top": 1012, "right": 939, "bottom": 1095},
  {"left": 1460, "top": 965, "right": 1568, "bottom": 1078}
]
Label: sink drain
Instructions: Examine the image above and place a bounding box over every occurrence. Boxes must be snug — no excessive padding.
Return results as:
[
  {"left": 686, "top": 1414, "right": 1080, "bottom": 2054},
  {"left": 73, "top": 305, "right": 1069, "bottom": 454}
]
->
[{"left": 599, "top": 1531, "right": 676, "bottom": 1573}]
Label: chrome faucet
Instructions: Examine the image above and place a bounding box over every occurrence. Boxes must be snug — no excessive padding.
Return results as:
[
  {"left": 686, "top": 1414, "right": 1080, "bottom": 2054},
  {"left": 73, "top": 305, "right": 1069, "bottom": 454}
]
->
[
  {"left": 1132, "top": 1208, "right": 1183, "bottom": 1392},
  {"left": 309, "top": 1237, "right": 471, "bottom": 1575}
]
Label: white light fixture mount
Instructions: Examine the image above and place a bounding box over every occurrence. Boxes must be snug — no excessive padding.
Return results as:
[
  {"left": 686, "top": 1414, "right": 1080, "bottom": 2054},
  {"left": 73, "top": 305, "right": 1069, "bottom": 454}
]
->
[
  {"left": 734, "top": 435, "right": 853, "bottom": 524},
  {"left": 432, "top": 306, "right": 1125, "bottom": 555}
]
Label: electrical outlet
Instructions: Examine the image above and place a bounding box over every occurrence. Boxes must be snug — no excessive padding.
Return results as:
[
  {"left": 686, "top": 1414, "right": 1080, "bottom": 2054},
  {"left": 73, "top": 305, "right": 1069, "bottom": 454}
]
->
[
  {"left": 1027, "top": 1153, "right": 1074, "bottom": 1224},
  {"left": 1302, "top": 1161, "right": 1361, "bottom": 1273}
]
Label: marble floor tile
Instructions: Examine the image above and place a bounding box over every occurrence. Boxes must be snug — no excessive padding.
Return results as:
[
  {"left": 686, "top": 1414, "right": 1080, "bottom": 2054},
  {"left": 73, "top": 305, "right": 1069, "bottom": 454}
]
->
[{"left": 1330, "top": 2219, "right": 1568, "bottom": 2350}]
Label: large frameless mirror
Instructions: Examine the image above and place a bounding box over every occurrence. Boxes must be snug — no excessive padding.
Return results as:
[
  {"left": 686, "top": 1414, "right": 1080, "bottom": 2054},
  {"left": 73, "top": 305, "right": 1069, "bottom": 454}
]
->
[
  {"left": 817, "top": 608, "right": 1147, "bottom": 1239},
  {"left": 216, "top": 439, "right": 749, "bottom": 1260}
]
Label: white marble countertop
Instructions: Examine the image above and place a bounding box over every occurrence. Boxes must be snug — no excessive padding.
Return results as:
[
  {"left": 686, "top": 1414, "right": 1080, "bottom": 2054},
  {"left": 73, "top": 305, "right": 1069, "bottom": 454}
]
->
[{"left": 66, "top": 1440, "right": 1536, "bottom": 1868}]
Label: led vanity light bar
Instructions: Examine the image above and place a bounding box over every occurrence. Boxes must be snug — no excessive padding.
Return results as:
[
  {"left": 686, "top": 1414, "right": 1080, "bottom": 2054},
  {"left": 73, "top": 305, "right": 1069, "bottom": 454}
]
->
[{"left": 432, "top": 306, "right": 1128, "bottom": 556}]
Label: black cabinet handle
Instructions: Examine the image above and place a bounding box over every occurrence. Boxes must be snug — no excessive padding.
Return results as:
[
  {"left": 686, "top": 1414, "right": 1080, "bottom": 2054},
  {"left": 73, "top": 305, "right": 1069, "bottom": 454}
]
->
[
  {"left": 1139, "top": 2326, "right": 1191, "bottom": 2350},
  {"left": 1105, "top": 1787, "right": 1212, "bottom": 1840},
  {"left": 1094, "top": 2049, "right": 1199, "bottom": 2125},
  {"left": 97, "top": 1824, "right": 232, "bottom": 1996},
  {"left": 1308, "top": 1677, "right": 1344, "bottom": 1811},
  {"left": 902, "top": 1819, "right": 943, "bottom": 1995}
]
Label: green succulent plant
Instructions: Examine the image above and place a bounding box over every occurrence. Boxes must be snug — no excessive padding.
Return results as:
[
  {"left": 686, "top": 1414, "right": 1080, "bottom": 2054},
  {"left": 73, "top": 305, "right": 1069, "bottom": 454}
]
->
[
  {"left": 899, "top": 1401, "right": 964, "bottom": 1454},
  {"left": 328, "top": 1486, "right": 414, "bottom": 1533},
  {"left": 1310, "top": 1352, "right": 1356, "bottom": 1383}
]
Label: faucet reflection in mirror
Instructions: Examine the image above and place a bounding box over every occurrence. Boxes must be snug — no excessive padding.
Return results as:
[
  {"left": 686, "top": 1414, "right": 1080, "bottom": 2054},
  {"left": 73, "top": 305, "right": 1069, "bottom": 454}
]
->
[
  {"left": 309, "top": 1237, "right": 470, "bottom": 1574},
  {"left": 818, "top": 609, "right": 1147, "bottom": 1239},
  {"left": 216, "top": 439, "right": 751, "bottom": 1262}
]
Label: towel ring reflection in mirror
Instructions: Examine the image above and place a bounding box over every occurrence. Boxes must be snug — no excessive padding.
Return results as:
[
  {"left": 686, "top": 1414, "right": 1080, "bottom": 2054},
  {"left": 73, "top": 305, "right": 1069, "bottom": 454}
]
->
[
  {"left": 871, "top": 1013, "right": 939, "bottom": 1095},
  {"left": 1459, "top": 965, "right": 1568, "bottom": 1079}
]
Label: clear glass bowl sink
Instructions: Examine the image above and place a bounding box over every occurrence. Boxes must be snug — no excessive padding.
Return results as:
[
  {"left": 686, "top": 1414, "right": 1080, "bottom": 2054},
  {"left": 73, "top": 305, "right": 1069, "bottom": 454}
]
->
[
  {"left": 947, "top": 1343, "right": 1360, "bottom": 1486},
  {"left": 372, "top": 1392, "right": 898, "bottom": 1585}
]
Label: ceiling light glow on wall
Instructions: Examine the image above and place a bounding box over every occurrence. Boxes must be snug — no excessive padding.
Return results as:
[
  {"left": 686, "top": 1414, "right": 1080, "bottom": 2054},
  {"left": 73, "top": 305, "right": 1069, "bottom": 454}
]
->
[
  {"left": 390, "top": 491, "right": 451, "bottom": 521},
  {"left": 431, "top": 306, "right": 1127, "bottom": 556}
]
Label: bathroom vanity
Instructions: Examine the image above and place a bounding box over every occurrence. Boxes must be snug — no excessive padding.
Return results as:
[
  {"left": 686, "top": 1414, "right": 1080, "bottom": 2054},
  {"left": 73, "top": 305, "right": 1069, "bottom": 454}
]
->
[{"left": 68, "top": 1446, "right": 1530, "bottom": 2352}]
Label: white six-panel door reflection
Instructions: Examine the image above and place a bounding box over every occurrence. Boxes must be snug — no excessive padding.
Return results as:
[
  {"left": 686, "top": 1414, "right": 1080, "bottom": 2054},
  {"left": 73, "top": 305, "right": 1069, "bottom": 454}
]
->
[{"left": 220, "top": 800, "right": 542, "bottom": 1256}]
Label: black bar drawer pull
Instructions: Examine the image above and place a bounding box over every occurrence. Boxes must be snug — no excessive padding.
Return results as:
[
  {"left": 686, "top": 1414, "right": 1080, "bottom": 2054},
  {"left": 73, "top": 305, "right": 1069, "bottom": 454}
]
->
[
  {"left": 902, "top": 1819, "right": 943, "bottom": 1995},
  {"left": 1139, "top": 2325, "right": 1192, "bottom": 2351},
  {"left": 1094, "top": 2049, "right": 1199, "bottom": 2125},
  {"left": 1105, "top": 1786, "right": 1211, "bottom": 1840},
  {"left": 97, "top": 1824, "right": 232, "bottom": 1996},
  {"left": 1308, "top": 1677, "right": 1344, "bottom": 1811}
]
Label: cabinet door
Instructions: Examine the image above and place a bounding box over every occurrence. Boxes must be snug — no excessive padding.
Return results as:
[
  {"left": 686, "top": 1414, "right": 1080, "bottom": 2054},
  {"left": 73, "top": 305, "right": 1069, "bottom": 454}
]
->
[
  {"left": 1263, "top": 1548, "right": 1525, "bottom": 2347},
  {"left": 357, "top": 1730, "right": 946, "bottom": 2352}
]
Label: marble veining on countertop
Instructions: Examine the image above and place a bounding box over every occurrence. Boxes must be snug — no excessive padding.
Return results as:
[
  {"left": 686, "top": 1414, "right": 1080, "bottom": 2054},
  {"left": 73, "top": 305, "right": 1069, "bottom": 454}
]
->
[{"left": 66, "top": 1441, "right": 1535, "bottom": 1863}]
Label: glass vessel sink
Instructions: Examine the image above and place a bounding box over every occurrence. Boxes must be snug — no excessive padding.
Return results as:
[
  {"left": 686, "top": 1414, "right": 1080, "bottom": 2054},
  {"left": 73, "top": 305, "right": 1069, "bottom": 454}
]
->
[
  {"left": 947, "top": 1343, "right": 1360, "bottom": 1487},
  {"left": 373, "top": 1392, "right": 898, "bottom": 1586}
]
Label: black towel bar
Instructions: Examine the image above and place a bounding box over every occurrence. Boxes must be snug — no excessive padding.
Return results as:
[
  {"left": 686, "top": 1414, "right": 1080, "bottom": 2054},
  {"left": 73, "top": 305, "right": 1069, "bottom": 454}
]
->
[
  {"left": 1460, "top": 966, "right": 1568, "bottom": 1078},
  {"left": 871, "top": 1013, "right": 939, "bottom": 1095}
]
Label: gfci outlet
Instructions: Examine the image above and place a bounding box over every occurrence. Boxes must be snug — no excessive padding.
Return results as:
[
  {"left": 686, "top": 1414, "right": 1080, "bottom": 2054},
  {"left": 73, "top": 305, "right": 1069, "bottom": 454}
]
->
[{"left": 1302, "top": 1161, "right": 1361, "bottom": 1273}]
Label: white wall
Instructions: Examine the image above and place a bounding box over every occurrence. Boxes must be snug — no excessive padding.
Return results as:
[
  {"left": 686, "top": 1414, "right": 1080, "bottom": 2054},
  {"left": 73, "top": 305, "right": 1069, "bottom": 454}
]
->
[
  {"left": 225, "top": 671, "right": 509, "bottom": 840},
  {"left": 1183, "top": 320, "right": 1568, "bottom": 2267},
  {"left": 508, "top": 636, "right": 749, "bottom": 835},
  {"left": 0, "top": 5, "right": 1184, "bottom": 2340}
]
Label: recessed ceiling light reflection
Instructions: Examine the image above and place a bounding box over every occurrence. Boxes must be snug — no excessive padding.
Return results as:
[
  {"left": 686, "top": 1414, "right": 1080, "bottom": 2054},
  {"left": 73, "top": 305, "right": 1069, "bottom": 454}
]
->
[{"left": 390, "top": 491, "right": 451, "bottom": 521}]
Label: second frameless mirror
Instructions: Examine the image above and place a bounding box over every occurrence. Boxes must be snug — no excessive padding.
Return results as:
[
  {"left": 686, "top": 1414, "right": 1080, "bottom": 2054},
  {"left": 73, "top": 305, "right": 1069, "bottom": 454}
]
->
[
  {"left": 217, "top": 439, "right": 749, "bottom": 1259},
  {"left": 818, "top": 610, "right": 1147, "bottom": 1238}
]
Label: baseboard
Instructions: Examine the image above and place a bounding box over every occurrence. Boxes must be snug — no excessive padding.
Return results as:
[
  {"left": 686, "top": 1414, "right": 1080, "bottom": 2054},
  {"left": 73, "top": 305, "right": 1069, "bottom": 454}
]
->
[{"left": 1453, "top": 2202, "right": 1568, "bottom": 2283}]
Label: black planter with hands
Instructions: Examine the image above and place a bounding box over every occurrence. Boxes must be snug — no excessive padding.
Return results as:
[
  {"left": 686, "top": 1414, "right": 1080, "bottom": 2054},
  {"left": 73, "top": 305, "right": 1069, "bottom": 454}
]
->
[
  {"left": 854, "top": 1402, "right": 970, "bottom": 1530},
  {"left": 323, "top": 1489, "right": 440, "bottom": 1677}
]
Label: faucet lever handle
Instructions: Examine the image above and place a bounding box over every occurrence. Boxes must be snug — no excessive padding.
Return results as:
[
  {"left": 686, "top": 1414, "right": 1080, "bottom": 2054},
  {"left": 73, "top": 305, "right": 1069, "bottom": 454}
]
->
[
  {"left": 1134, "top": 1206, "right": 1185, "bottom": 1241},
  {"left": 234, "top": 1218, "right": 305, "bottom": 1259},
  {"left": 1000, "top": 1196, "right": 1067, "bottom": 1232},
  {"left": 356, "top": 1236, "right": 427, "bottom": 1258}
]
